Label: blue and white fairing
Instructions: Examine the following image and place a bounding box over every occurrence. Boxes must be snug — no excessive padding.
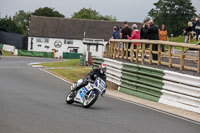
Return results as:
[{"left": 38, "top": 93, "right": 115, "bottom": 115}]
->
[{"left": 73, "top": 78, "right": 106, "bottom": 103}]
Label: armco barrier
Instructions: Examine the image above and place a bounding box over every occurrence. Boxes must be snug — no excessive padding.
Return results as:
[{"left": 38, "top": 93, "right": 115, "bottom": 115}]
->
[
  {"left": 18, "top": 50, "right": 53, "bottom": 58},
  {"left": 163, "top": 70, "right": 200, "bottom": 87},
  {"left": 92, "top": 57, "right": 104, "bottom": 68},
  {"left": 104, "top": 58, "right": 122, "bottom": 86},
  {"left": 92, "top": 57, "right": 200, "bottom": 113},
  {"left": 159, "top": 70, "right": 200, "bottom": 113},
  {"left": 63, "top": 52, "right": 82, "bottom": 59},
  {"left": 120, "top": 63, "right": 164, "bottom": 102}
]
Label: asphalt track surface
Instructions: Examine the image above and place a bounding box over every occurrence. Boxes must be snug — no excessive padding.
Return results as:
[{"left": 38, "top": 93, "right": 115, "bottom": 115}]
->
[{"left": 0, "top": 56, "right": 200, "bottom": 133}]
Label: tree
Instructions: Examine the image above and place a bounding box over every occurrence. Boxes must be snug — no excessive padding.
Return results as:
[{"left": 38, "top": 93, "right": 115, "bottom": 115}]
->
[
  {"left": 32, "top": 7, "right": 65, "bottom": 18},
  {"left": 13, "top": 10, "right": 31, "bottom": 36},
  {"left": 143, "top": 17, "right": 151, "bottom": 23},
  {"left": 72, "top": 8, "right": 116, "bottom": 21},
  {"left": 0, "top": 16, "right": 23, "bottom": 34},
  {"left": 148, "top": 0, "right": 196, "bottom": 36}
]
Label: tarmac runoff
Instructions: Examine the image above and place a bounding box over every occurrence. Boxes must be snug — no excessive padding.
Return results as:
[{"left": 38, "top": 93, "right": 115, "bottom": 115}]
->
[{"left": 30, "top": 63, "right": 200, "bottom": 124}]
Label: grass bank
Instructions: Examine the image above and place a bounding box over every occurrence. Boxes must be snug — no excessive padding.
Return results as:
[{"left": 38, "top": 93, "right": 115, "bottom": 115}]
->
[
  {"left": 1, "top": 50, "right": 14, "bottom": 56},
  {"left": 41, "top": 59, "right": 91, "bottom": 82}
]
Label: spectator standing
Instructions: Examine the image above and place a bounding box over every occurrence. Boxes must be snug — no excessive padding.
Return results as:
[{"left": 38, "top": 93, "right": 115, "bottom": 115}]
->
[
  {"left": 127, "top": 24, "right": 140, "bottom": 57},
  {"left": 184, "top": 21, "right": 193, "bottom": 43},
  {"left": 112, "top": 25, "right": 120, "bottom": 39},
  {"left": 148, "top": 20, "right": 159, "bottom": 60},
  {"left": 120, "top": 21, "right": 132, "bottom": 56},
  {"left": 191, "top": 18, "right": 196, "bottom": 31},
  {"left": 120, "top": 21, "right": 132, "bottom": 39},
  {"left": 195, "top": 15, "right": 200, "bottom": 41},
  {"left": 158, "top": 24, "right": 168, "bottom": 52},
  {"left": 140, "top": 23, "right": 149, "bottom": 39}
]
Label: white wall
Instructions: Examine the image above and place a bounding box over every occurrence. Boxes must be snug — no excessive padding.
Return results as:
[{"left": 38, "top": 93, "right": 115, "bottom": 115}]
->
[{"left": 28, "top": 37, "right": 107, "bottom": 57}]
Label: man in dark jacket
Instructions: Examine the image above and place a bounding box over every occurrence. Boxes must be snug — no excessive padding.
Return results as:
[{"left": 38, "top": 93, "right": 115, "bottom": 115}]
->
[
  {"left": 148, "top": 20, "right": 159, "bottom": 60},
  {"left": 71, "top": 64, "right": 107, "bottom": 93},
  {"left": 120, "top": 21, "right": 132, "bottom": 56},
  {"left": 140, "top": 23, "right": 149, "bottom": 39},
  {"left": 195, "top": 15, "right": 200, "bottom": 41}
]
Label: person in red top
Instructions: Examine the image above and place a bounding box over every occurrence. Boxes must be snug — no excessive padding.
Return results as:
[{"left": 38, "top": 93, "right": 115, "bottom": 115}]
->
[{"left": 127, "top": 24, "right": 140, "bottom": 57}]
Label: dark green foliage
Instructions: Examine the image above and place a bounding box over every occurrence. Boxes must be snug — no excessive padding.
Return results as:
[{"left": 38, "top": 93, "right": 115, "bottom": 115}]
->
[
  {"left": 32, "top": 7, "right": 65, "bottom": 18},
  {"left": 148, "top": 0, "right": 196, "bottom": 36},
  {"left": 13, "top": 10, "right": 31, "bottom": 36},
  {"left": 72, "top": 8, "right": 116, "bottom": 21},
  {"left": 0, "top": 16, "right": 23, "bottom": 34}
]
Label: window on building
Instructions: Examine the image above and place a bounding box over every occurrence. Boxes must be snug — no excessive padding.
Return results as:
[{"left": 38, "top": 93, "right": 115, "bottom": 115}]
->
[
  {"left": 36, "top": 38, "right": 49, "bottom": 43},
  {"left": 64, "top": 39, "right": 73, "bottom": 44},
  {"left": 96, "top": 45, "right": 98, "bottom": 52}
]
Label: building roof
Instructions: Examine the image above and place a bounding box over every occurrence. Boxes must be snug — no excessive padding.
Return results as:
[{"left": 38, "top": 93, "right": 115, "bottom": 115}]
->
[{"left": 29, "top": 15, "right": 143, "bottom": 41}]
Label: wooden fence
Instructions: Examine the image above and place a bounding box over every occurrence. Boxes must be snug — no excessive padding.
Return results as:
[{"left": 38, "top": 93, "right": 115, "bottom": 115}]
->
[{"left": 108, "top": 39, "right": 200, "bottom": 73}]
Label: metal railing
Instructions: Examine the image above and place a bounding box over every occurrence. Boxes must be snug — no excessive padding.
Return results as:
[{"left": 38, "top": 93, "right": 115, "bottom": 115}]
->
[{"left": 108, "top": 39, "right": 200, "bottom": 73}]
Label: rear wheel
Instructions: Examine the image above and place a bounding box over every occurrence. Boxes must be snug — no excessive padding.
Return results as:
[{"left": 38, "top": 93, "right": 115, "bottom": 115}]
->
[
  {"left": 66, "top": 91, "right": 74, "bottom": 104},
  {"left": 83, "top": 92, "right": 98, "bottom": 108}
]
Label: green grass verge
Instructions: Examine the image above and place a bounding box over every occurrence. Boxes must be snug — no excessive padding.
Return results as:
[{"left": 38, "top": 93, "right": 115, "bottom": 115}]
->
[
  {"left": 1, "top": 50, "right": 14, "bottom": 56},
  {"left": 41, "top": 59, "right": 91, "bottom": 82},
  {"left": 41, "top": 59, "right": 80, "bottom": 67},
  {"left": 168, "top": 36, "right": 198, "bottom": 44},
  {"left": 49, "top": 67, "right": 91, "bottom": 82}
]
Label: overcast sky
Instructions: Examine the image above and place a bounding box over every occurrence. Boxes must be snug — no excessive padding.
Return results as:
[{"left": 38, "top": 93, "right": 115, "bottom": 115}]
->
[{"left": 1, "top": 0, "right": 200, "bottom": 22}]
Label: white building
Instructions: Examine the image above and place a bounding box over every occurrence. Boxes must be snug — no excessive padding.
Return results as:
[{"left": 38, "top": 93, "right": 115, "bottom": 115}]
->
[{"left": 28, "top": 16, "right": 142, "bottom": 57}]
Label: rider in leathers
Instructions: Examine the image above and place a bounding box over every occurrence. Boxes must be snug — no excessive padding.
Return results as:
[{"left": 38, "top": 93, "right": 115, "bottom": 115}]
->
[{"left": 72, "top": 64, "right": 107, "bottom": 93}]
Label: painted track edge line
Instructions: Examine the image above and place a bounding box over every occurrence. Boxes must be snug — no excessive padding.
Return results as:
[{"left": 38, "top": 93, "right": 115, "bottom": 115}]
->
[
  {"left": 39, "top": 68, "right": 72, "bottom": 85},
  {"left": 106, "top": 94, "right": 200, "bottom": 125},
  {"left": 39, "top": 68, "right": 200, "bottom": 125}
]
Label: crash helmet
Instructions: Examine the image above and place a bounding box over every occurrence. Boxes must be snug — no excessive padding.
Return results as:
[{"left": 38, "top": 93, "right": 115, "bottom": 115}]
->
[{"left": 99, "top": 63, "right": 107, "bottom": 74}]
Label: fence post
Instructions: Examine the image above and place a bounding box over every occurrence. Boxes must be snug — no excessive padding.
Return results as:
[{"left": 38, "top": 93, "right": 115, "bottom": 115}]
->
[
  {"left": 198, "top": 49, "right": 200, "bottom": 73},
  {"left": 141, "top": 43, "right": 145, "bottom": 64},
  {"left": 136, "top": 43, "right": 139, "bottom": 63},
  {"left": 109, "top": 42, "right": 112, "bottom": 58},
  {"left": 117, "top": 42, "right": 120, "bottom": 59},
  {"left": 125, "top": 43, "right": 129, "bottom": 60},
  {"left": 169, "top": 45, "right": 172, "bottom": 68},
  {"left": 130, "top": 43, "right": 134, "bottom": 62},
  {"left": 180, "top": 47, "right": 184, "bottom": 71},
  {"left": 149, "top": 44, "right": 153, "bottom": 64},
  {"left": 121, "top": 42, "right": 124, "bottom": 59},
  {"left": 158, "top": 44, "right": 161, "bottom": 65},
  {"left": 113, "top": 42, "right": 116, "bottom": 59}
]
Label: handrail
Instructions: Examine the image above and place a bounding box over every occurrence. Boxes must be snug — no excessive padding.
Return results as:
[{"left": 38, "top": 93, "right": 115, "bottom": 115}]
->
[{"left": 108, "top": 39, "right": 200, "bottom": 73}]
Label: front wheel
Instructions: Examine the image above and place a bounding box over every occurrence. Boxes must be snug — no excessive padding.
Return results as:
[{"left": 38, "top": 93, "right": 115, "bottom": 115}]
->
[
  {"left": 66, "top": 91, "right": 74, "bottom": 104},
  {"left": 83, "top": 92, "right": 98, "bottom": 108}
]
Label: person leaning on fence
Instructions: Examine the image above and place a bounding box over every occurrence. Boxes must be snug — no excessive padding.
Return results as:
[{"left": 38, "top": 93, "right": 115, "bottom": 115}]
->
[
  {"left": 184, "top": 21, "right": 193, "bottom": 43},
  {"left": 148, "top": 20, "right": 159, "bottom": 60},
  {"left": 120, "top": 21, "right": 132, "bottom": 56},
  {"left": 195, "top": 14, "right": 200, "bottom": 41},
  {"left": 127, "top": 24, "right": 140, "bottom": 57},
  {"left": 158, "top": 24, "right": 168, "bottom": 52}
]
